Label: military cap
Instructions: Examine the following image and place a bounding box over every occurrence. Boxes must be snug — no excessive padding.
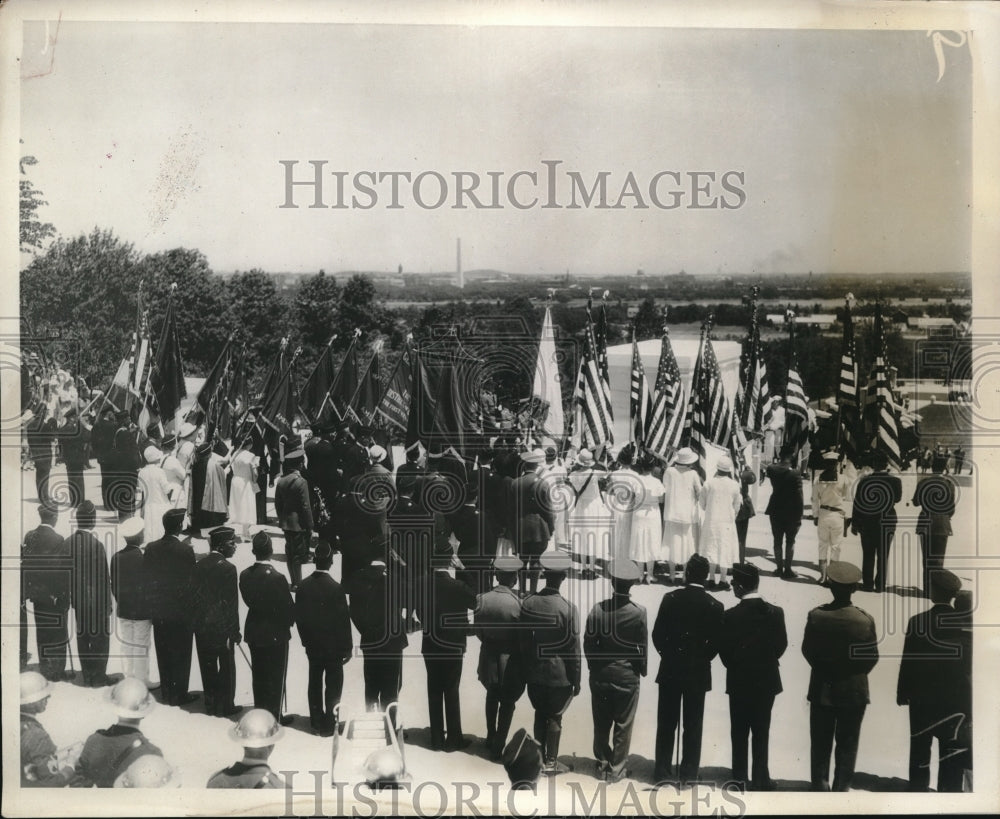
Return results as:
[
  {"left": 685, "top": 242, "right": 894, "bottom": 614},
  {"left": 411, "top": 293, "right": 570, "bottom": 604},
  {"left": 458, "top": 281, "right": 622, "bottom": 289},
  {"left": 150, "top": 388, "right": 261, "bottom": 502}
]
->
[
  {"left": 493, "top": 555, "right": 523, "bottom": 573},
  {"left": 822, "top": 449, "right": 840, "bottom": 461},
  {"left": 607, "top": 559, "right": 641, "bottom": 582},
  {"left": 162, "top": 508, "right": 186, "bottom": 528},
  {"left": 251, "top": 531, "right": 272, "bottom": 555},
  {"left": 928, "top": 569, "right": 962, "bottom": 598},
  {"left": 177, "top": 421, "right": 198, "bottom": 439},
  {"left": 284, "top": 445, "right": 304, "bottom": 461},
  {"left": 539, "top": 551, "right": 572, "bottom": 573},
  {"left": 210, "top": 526, "right": 237, "bottom": 549},
  {"left": 160, "top": 434, "right": 177, "bottom": 449},
  {"left": 120, "top": 517, "right": 146, "bottom": 541},
  {"left": 826, "top": 561, "right": 862, "bottom": 585},
  {"left": 732, "top": 563, "right": 760, "bottom": 587}
]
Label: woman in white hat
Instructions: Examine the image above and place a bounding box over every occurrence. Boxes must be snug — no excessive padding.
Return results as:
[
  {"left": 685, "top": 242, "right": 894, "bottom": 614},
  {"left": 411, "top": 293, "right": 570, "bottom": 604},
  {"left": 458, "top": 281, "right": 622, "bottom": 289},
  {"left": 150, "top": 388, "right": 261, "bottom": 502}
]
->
[
  {"left": 626, "top": 452, "right": 665, "bottom": 583},
  {"left": 228, "top": 428, "right": 260, "bottom": 540},
  {"left": 699, "top": 455, "right": 742, "bottom": 590},
  {"left": 566, "top": 449, "right": 611, "bottom": 579},
  {"left": 812, "top": 449, "right": 850, "bottom": 584},
  {"left": 137, "top": 446, "right": 173, "bottom": 542},
  {"left": 660, "top": 447, "right": 703, "bottom": 584}
]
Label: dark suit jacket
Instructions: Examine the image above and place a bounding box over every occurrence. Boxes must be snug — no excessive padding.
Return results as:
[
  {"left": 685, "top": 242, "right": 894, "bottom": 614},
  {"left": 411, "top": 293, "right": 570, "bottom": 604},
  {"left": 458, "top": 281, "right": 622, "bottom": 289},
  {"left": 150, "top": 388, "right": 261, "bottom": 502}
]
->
[
  {"left": 143, "top": 534, "right": 195, "bottom": 622},
  {"left": 911, "top": 475, "right": 956, "bottom": 537},
  {"left": 304, "top": 435, "right": 337, "bottom": 493},
  {"left": 110, "top": 544, "right": 148, "bottom": 621},
  {"left": 395, "top": 462, "right": 425, "bottom": 499},
  {"left": 475, "top": 584, "right": 522, "bottom": 686},
  {"left": 294, "top": 570, "right": 353, "bottom": 659},
  {"left": 192, "top": 552, "right": 240, "bottom": 641},
  {"left": 897, "top": 603, "right": 971, "bottom": 712},
  {"left": 23, "top": 524, "right": 71, "bottom": 606},
  {"left": 764, "top": 464, "right": 804, "bottom": 520},
  {"left": 520, "top": 588, "right": 581, "bottom": 688},
  {"left": 802, "top": 601, "right": 879, "bottom": 706},
  {"left": 584, "top": 594, "right": 648, "bottom": 685},
  {"left": 112, "top": 426, "right": 142, "bottom": 472},
  {"left": 719, "top": 596, "right": 787, "bottom": 696},
  {"left": 652, "top": 584, "right": 724, "bottom": 690},
  {"left": 450, "top": 504, "right": 482, "bottom": 560},
  {"left": 275, "top": 470, "right": 314, "bottom": 532},
  {"left": 58, "top": 420, "right": 91, "bottom": 469},
  {"left": 239, "top": 562, "right": 294, "bottom": 645},
  {"left": 421, "top": 569, "right": 476, "bottom": 656},
  {"left": 91, "top": 419, "right": 117, "bottom": 462},
  {"left": 346, "top": 563, "right": 409, "bottom": 653},
  {"left": 511, "top": 471, "right": 554, "bottom": 545},
  {"left": 67, "top": 530, "right": 112, "bottom": 628},
  {"left": 852, "top": 472, "right": 902, "bottom": 532},
  {"left": 26, "top": 417, "right": 56, "bottom": 461}
]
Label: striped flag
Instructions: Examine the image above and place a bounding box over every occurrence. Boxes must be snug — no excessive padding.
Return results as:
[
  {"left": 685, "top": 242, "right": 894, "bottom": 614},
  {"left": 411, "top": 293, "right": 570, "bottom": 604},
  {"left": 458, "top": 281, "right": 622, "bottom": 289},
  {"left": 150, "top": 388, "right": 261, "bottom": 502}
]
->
[
  {"left": 784, "top": 319, "right": 810, "bottom": 457},
  {"left": 572, "top": 312, "right": 614, "bottom": 453},
  {"left": 687, "top": 324, "right": 739, "bottom": 476},
  {"left": 837, "top": 297, "right": 860, "bottom": 460},
  {"left": 628, "top": 331, "right": 653, "bottom": 448},
  {"left": 595, "top": 300, "right": 614, "bottom": 419},
  {"left": 646, "top": 331, "right": 686, "bottom": 457},
  {"left": 734, "top": 289, "right": 772, "bottom": 435},
  {"left": 865, "top": 303, "right": 902, "bottom": 467}
]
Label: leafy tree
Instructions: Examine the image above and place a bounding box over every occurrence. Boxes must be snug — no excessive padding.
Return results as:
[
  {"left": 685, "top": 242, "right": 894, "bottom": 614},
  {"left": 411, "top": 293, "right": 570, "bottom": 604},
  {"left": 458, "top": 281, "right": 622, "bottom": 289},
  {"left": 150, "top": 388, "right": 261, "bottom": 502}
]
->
[
  {"left": 227, "top": 270, "right": 290, "bottom": 377},
  {"left": 632, "top": 297, "right": 663, "bottom": 340},
  {"left": 295, "top": 270, "right": 340, "bottom": 353},
  {"left": 19, "top": 144, "right": 56, "bottom": 254},
  {"left": 339, "top": 274, "right": 390, "bottom": 344}
]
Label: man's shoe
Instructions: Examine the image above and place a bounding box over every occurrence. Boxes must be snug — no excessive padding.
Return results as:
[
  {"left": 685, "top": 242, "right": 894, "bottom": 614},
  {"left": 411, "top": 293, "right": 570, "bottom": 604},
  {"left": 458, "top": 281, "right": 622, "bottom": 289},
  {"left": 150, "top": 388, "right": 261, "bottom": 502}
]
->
[
  {"left": 90, "top": 674, "right": 117, "bottom": 688},
  {"left": 217, "top": 705, "right": 243, "bottom": 718},
  {"left": 541, "top": 760, "right": 570, "bottom": 775},
  {"left": 175, "top": 693, "right": 199, "bottom": 706},
  {"left": 446, "top": 736, "right": 472, "bottom": 752},
  {"left": 279, "top": 715, "right": 295, "bottom": 727},
  {"left": 750, "top": 778, "right": 777, "bottom": 792},
  {"left": 605, "top": 768, "right": 631, "bottom": 784}
]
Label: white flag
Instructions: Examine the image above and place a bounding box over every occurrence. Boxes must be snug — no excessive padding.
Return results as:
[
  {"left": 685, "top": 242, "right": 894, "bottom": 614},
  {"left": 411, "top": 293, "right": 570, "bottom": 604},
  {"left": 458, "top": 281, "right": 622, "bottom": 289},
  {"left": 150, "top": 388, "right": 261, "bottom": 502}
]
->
[{"left": 532, "top": 306, "right": 565, "bottom": 439}]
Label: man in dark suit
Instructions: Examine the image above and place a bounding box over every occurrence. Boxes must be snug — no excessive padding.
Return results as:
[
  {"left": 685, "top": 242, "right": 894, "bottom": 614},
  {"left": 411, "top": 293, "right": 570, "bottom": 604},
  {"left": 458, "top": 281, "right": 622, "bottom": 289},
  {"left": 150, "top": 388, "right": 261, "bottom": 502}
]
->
[
  {"left": 330, "top": 421, "right": 369, "bottom": 498},
  {"left": 294, "top": 542, "right": 353, "bottom": 735},
  {"left": 67, "top": 501, "right": 114, "bottom": 687},
  {"left": 193, "top": 526, "right": 241, "bottom": 717},
  {"left": 347, "top": 552, "right": 409, "bottom": 718},
  {"left": 451, "top": 482, "right": 486, "bottom": 595},
  {"left": 144, "top": 509, "right": 197, "bottom": 705},
  {"left": 274, "top": 447, "right": 313, "bottom": 591},
  {"left": 652, "top": 553, "right": 724, "bottom": 784},
  {"left": 26, "top": 413, "right": 57, "bottom": 507},
  {"left": 110, "top": 517, "right": 153, "bottom": 686},
  {"left": 111, "top": 412, "right": 142, "bottom": 519},
  {"left": 584, "top": 559, "right": 647, "bottom": 783},
  {"left": 802, "top": 561, "right": 879, "bottom": 792},
  {"left": 475, "top": 555, "right": 525, "bottom": 760},
  {"left": 719, "top": 563, "right": 787, "bottom": 791},
  {"left": 395, "top": 446, "right": 425, "bottom": 500},
  {"left": 420, "top": 542, "right": 477, "bottom": 751},
  {"left": 91, "top": 407, "right": 118, "bottom": 510},
  {"left": 23, "top": 505, "right": 72, "bottom": 681},
  {"left": 520, "top": 550, "right": 580, "bottom": 774},
  {"left": 58, "top": 407, "right": 91, "bottom": 508},
  {"left": 851, "top": 452, "right": 903, "bottom": 592},
  {"left": 911, "top": 462, "right": 957, "bottom": 595},
  {"left": 239, "top": 532, "right": 295, "bottom": 723},
  {"left": 896, "top": 569, "right": 970, "bottom": 792},
  {"left": 512, "top": 450, "right": 555, "bottom": 594},
  {"left": 764, "top": 450, "right": 804, "bottom": 579}
]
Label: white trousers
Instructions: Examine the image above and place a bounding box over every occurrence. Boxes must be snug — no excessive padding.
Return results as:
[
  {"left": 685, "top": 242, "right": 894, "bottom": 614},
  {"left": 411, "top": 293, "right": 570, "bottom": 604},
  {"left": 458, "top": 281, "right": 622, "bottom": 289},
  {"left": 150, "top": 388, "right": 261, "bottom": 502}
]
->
[{"left": 117, "top": 618, "right": 152, "bottom": 684}]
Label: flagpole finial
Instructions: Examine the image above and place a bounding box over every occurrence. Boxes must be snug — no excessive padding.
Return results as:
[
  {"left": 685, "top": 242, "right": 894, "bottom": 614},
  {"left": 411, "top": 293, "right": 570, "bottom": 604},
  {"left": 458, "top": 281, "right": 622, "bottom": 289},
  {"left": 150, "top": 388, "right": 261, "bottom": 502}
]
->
[
  {"left": 280, "top": 337, "right": 288, "bottom": 350},
  {"left": 354, "top": 328, "right": 362, "bottom": 338},
  {"left": 602, "top": 289, "right": 610, "bottom": 301},
  {"left": 327, "top": 334, "right": 337, "bottom": 347},
  {"left": 170, "top": 282, "right": 177, "bottom": 293}
]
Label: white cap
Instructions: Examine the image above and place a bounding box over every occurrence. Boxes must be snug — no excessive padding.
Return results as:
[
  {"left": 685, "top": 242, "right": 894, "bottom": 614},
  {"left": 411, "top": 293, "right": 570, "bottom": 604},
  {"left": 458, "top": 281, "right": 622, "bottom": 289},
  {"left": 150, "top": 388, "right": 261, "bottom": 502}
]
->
[
  {"left": 120, "top": 517, "right": 146, "bottom": 541},
  {"left": 368, "top": 444, "right": 387, "bottom": 463},
  {"left": 143, "top": 445, "right": 161, "bottom": 464}
]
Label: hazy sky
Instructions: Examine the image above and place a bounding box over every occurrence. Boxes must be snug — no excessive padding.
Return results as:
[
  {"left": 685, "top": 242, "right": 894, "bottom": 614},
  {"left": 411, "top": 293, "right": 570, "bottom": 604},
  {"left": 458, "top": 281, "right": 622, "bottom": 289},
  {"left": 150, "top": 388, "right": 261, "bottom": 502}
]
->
[{"left": 20, "top": 23, "right": 971, "bottom": 276}]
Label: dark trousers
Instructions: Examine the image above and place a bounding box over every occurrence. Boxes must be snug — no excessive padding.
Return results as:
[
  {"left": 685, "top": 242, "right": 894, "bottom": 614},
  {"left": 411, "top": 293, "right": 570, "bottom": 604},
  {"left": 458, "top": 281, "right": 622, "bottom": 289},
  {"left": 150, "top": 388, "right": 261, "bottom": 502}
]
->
[
  {"left": 34, "top": 457, "right": 52, "bottom": 506},
  {"left": 591, "top": 680, "right": 640, "bottom": 777},
  {"left": 809, "top": 702, "right": 866, "bottom": 791},
  {"left": 65, "top": 465, "right": 86, "bottom": 508},
  {"left": 75, "top": 616, "right": 111, "bottom": 684},
  {"left": 655, "top": 681, "right": 707, "bottom": 781},
  {"left": 111, "top": 470, "right": 138, "bottom": 517},
  {"left": 859, "top": 526, "right": 895, "bottom": 591},
  {"left": 729, "top": 692, "right": 775, "bottom": 785},
  {"left": 195, "top": 633, "right": 236, "bottom": 715},
  {"left": 908, "top": 703, "right": 968, "bottom": 792},
  {"left": 424, "top": 653, "right": 464, "bottom": 747},
  {"left": 283, "top": 530, "right": 310, "bottom": 588},
  {"left": 527, "top": 683, "right": 574, "bottom": 765},
  {"left": 32, "top": 600, "right": 69, "bottom": 679},
  {"left": 249, "top": 641, "right": 288, "bottom": 720},
  {"left": 256, "top": 474, "right": 268, "bottom": 523},
  {"left": 99, "top": 461, "right": 115, "bottom": 509},
  {"left": 362, "top": 650, "right": 402, "bottom": 714},
  {"left": 307, "top": 651, "right": 345, "bottom": 728},
  {"left": 484, "top": 683, "right": 519, "bottom": 755},
  {"left": 736, "top": 518, "right": 750, "bottom": 564},
  {"left": 918, "top": 531, "right": 950, "bottom": 594},
  {"left": 152, "top": 619, "right": 193, "bottom": 704},
  {"left": 20, "top": 602, "right": 30, "bottom": 666},
  {"left": 768, "top": 515, "right": 800, "bottom": 573}
]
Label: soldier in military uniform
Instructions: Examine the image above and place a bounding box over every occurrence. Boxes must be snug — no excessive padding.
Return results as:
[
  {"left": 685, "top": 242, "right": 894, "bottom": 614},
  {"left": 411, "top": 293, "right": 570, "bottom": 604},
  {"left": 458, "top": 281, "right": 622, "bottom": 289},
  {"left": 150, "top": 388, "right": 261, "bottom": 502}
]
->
[
  {"left": 68, "top": 500, "right": 115, "bottom": 687},
  {"left": 145, "top": 508, "right": 197, "bottom": 706},
  {"left": 896, "top": 569, "right": 971, "bottom": 792},
  {"left": 584, "top": 559, "right": 647, "bottom": 783},
  {"left": 519, "top": 550, "right": 581, "bottom": 775},
  {"left": 76, "top": 677, "right": 164, "bottom": 788},
  {"left": 207, "top": 708, "right": 286, "bottom": 788},
  {"left": 274, "top": 445, "right": 313, "bottom": 591},
  {"left": 451, "top": 481, "right": 486, "bottom": 595},
  {"left": 114, "top": 754, "right": 180, "bottom": 788},
  {"left": 512, "top": 450, "right": 555, "bottom": 594},
  {"left": 22, "top": 505, "right": 73, "bottom": 681},
  {"left": 474, "top": 555, "right": 525, "bottom": 760},
  {"left": 330, "top": 420, "right": 369, "bottom": 498},
  {"left": 193, "top": 526, "right": 242, "bottom": 717},
  {"left": 802, "top": 561, "right": 879, "bottom": 792},
  {"left": 20, "top": 672, "right": 80, "bottom": 787},
  {"left": 240, "top": 532, "right": 295, "bottom": 723}
]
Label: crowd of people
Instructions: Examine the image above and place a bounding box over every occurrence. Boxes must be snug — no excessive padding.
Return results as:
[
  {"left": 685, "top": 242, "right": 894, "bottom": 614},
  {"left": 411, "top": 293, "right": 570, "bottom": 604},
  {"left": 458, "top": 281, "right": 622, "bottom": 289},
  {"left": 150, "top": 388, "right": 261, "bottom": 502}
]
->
[{"left": 18, "top": 412, "right": 972, "bottom": 793}]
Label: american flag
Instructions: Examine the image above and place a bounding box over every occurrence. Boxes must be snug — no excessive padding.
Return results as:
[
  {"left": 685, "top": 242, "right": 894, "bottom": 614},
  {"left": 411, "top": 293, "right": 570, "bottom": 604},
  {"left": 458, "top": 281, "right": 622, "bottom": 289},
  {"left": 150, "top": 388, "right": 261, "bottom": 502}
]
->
[
  {"left": 837, "top": 296, "right": 860, "bottom": 460},
  {"left": 865, "top": 303, "right": 901, "bottom": 467},
  {"left": 687, "top": 324, "right": 740, "bottom": 476},
  {"left": 572, "top": 312, "right": 614, "bottom": 453},
  {"left": 734, "top": 289, "right": 772, "bottom": 435},
  {"left": 594, "top": 298, "right": 614, "bottom": 423},
  {"left": 628, "top": 331, "right": 653, "bottom": 448},
  {"left": 646, "top": 330, "right": 686, "bottom": 458},
  {"left": 784, "top": 319, "right": 810, "bottom": 457}
]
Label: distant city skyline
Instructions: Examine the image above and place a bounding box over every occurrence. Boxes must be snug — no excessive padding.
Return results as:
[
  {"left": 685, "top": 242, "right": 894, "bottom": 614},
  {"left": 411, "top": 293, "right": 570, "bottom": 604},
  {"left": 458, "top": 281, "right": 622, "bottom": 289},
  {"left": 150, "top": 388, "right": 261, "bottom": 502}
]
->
[{"left": 20, "top": 24, "right": 971, "bottom": 276}]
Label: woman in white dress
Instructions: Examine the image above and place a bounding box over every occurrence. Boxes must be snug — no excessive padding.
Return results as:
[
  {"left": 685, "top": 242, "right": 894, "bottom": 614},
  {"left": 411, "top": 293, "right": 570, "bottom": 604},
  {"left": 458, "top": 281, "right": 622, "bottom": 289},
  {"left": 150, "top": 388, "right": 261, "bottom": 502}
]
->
[
  {"left": 661, "top": 447, "right": 703, "bottom": 583},
  {"left": 699, "top": 455, "right": 742, "bottom": 590},
  {"left": 609, "top": 446, "right": 643, "bottom": 565},
  {"left": 567, "top": 449, "right": 612, "bottom": 579},
  {"left": 137, "top": 445, "right": 174, "bottom": 542},
  {"left": 628, "top": 455, "right": 665, "bottom": 584},
  {"left": 228, "top": 437, "right": 259, "bottom": 539}
]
